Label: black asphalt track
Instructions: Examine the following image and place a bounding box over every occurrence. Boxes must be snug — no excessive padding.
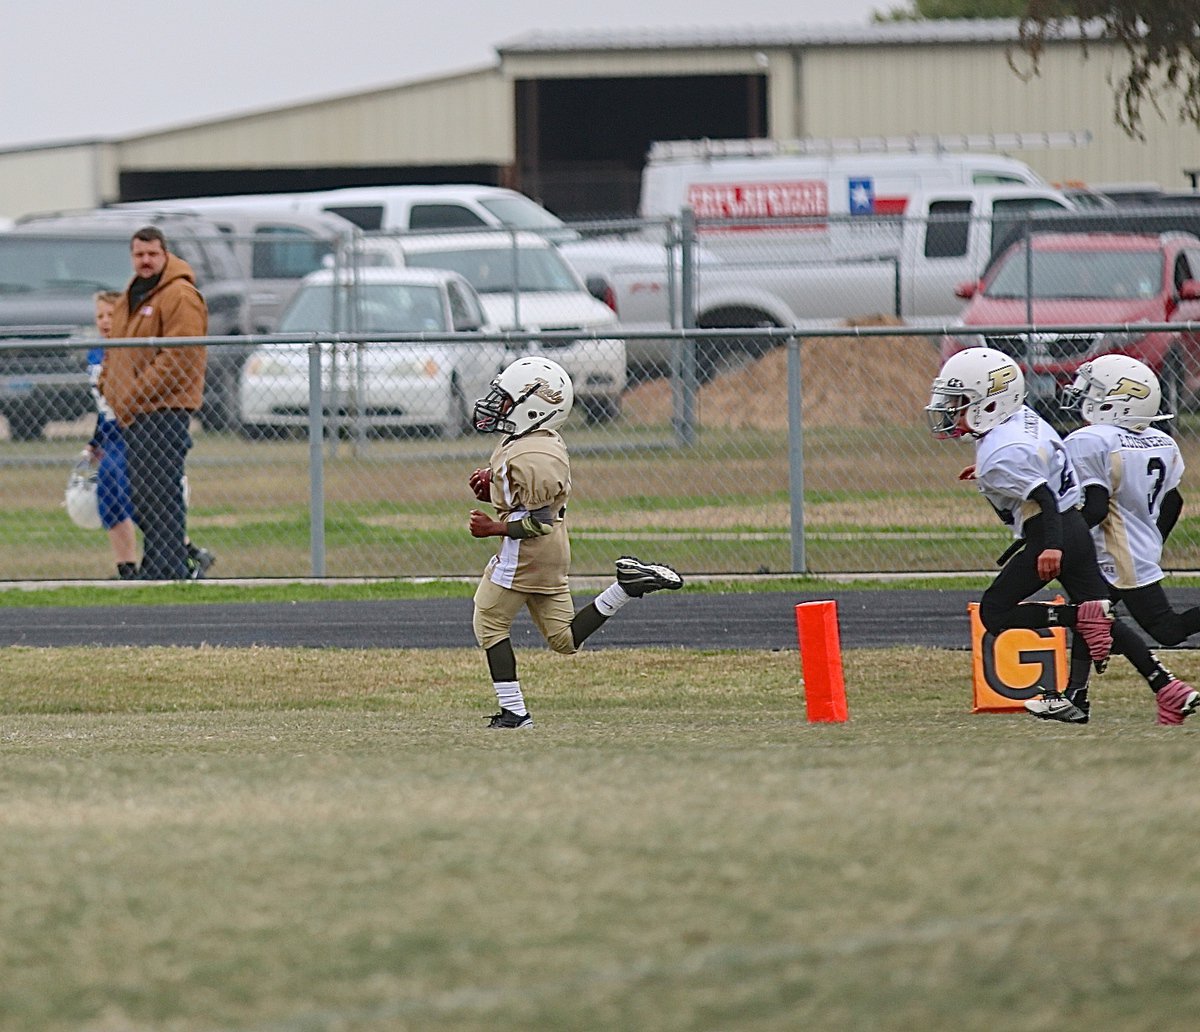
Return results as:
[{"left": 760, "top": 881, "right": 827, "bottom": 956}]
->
[{"left": 3, "top": 586, "right": 1199, "bottom": 650}]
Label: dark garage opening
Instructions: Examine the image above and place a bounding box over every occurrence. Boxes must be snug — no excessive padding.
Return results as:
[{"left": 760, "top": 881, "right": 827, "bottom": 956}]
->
[
  {"left": 517, "top": 74, "right": 767, "bottom": 219},
  {"left": 119, "top": 164, "right": 507, "bottom": 203}
]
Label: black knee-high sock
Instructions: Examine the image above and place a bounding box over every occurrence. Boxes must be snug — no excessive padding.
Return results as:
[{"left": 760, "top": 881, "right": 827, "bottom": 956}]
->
[
  {"left": 1111, "top": 619, "right": 1175, "bottom": 692},
  {"left": 486, "top": 639, "right": 517, "bottom": 683},
  {"left": 570, "top": 602, "right": 609, "bottom": 650},
  {"left": 1067, "top": 637, "right": 1093, "bottom": 699}
]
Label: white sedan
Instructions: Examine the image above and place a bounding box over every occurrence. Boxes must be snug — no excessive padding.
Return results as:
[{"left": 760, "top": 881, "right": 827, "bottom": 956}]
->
[
  {"left": 357, "top": 232, "right": 626, "bottom": 423},
  {"left": 239, "top": 267, "right": 505, "bottom": 438}
]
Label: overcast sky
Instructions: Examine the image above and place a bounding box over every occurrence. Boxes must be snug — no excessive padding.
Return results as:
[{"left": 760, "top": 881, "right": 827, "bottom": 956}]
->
[{"left": 0, "top": 0, "right": 885, "bottom": 150}]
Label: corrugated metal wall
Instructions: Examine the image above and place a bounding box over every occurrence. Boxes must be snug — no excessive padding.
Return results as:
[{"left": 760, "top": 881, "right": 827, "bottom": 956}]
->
[
  {"left": 798, "top": 41, "right": 1200, "bottom": 190},
  {"left": 118, "top": 68, "right": 511, "bottom": 170},
  {"left": 0, "top": 143, "right": 118, "bottom": 219}
]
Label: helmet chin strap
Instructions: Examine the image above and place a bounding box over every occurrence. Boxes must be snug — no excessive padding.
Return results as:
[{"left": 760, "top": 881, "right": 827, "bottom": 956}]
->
[
  {"left": 507, "top": 412, "right": 553, "bottom": 439},
  {"left": 503, "top": 382, "right": 556, "bottom": 438}
]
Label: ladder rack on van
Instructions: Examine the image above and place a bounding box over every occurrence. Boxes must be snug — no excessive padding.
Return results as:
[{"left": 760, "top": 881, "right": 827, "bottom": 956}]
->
[{"left": 647, "top": 130, "right": 1093, "bottom": 162}]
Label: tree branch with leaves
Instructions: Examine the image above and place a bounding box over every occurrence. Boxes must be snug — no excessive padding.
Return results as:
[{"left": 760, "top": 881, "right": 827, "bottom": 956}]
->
[
  {"left": 1018, "top": 3, "right": 1200, "bottom": 138},
  {"left": 878, "top": 2, "right": 1200, "bottom": 138}
]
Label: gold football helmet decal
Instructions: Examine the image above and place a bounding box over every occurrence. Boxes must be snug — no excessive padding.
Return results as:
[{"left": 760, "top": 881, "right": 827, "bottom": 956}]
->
[
  {"left": 987, "top": 365, "right": 1018, "bottom": 396},
  {"left": 1108, "top": 376, "right": 1150, "bottom": 400},
  {"left": 526, "top": 378, "right": 564, "bottom": 404}
]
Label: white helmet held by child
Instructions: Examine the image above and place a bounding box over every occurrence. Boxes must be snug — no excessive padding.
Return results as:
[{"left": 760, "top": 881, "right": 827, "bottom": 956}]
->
[
  {"left": 473, "top": 356, "right": 574, "bottom": 438},
  {"left": 1062, "top": 353, "right": 1170, "bottom": 431},
  {"left": 64, "top": 452, "right": 103, "bottom": 530},
  {"left": 926, "top": 347, "right": 1025, "bottom": 438}
]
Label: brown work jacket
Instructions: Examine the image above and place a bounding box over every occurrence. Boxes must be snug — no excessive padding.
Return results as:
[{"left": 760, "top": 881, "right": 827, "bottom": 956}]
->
[{"left": 101, "top": 253, "right": 208, "bottom": 426}]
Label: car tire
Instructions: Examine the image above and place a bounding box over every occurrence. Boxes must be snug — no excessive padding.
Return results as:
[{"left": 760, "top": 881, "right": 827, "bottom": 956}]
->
[
  {"left": 695, "top": 309, "right": 779, "bottom": 384},
  {"left": 1162, "top": 347, "right": 1189, "bottom": 418},
  {"left": 581, "top": 394, "right": 622, "bottom": 425},
  {"left": 5, "top": 407, "right": 45, "bottom": 442},
  {"left": 199, "top": 361, "right": 246, "bottom": 434},
  {"left": 440, "top": 378, "right": 470, "bottom": 439}
]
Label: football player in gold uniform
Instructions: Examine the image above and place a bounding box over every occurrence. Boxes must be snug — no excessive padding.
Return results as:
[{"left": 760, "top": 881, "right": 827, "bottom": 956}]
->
[{"left": 469, "top": 357, "right": 683, "bottom": 728}]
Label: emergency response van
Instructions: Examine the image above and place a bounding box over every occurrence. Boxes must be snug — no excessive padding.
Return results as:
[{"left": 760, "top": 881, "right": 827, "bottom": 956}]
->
[
  {"left": 636, "top": 132, "right": 1086, "bottom": 260},
  {"left": 635, "top": 133, "right": 1084, "bottom": 217}
]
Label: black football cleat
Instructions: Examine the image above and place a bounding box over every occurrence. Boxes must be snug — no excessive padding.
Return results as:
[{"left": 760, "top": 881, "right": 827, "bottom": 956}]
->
[
  {"left": 615, "top": 556, "right": 684, "bottom": 597},
  {"left": 485, "top": 708, "right": 534, "bottom": 729}
]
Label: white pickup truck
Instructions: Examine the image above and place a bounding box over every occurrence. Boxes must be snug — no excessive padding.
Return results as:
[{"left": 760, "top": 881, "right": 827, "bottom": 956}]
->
[{"left": 567, "top": 184, "right": 1078, "bottom": 373}]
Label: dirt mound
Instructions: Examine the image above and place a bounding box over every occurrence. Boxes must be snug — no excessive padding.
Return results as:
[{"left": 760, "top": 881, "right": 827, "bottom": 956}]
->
[{"left": 624, "top": 317, "right": 939, "bottom": 429}]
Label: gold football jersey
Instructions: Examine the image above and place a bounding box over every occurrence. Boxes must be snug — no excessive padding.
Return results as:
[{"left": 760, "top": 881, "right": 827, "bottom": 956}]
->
[{"left": 483, "top": 429, "right": 572, "bottom": 593}]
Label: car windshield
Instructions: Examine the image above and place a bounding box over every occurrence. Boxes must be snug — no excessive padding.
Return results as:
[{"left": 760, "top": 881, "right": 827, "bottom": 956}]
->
[
  {"left": 278, "top": 283, "right": 447, "bottom": 333},
  {"left": 479, "top": 197, "right": 577, "bottom": 242},
  {"left": 984, "top": 248, "right": 1163, "bottom": 300},
  {"left": 403, "top": 246, "right": 579, "bottom": 293},
  {"left": 0, "top": 237, "right": 130, "bottom": 293}
]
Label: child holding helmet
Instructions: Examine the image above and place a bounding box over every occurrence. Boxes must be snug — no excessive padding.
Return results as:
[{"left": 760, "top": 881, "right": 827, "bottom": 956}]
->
[
  {"left": 87, "top": 290, "right": 139, "bottom": 579},
  {"left": 1059, "top": 353, "right": 1200, "bottom": 725},
  {"left": 926, "top": 346, "right": 1119, "bottom": 725},
  {"left": 467, "top": 355, "right": 683, "bottom": 729}
]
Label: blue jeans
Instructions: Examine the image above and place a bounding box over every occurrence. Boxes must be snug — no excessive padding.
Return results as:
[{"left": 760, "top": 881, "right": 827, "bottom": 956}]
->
[
  {"left": 94, "top": 418, "right": 134, "bottom": 530},
  {"left": 125, "top": 410, "right": 192, "bottom": 580}
]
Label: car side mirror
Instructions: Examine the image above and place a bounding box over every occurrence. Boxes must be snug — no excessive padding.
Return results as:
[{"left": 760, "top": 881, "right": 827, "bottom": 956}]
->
[
  {"left": 585, "top": 275, "right": 616, "bottom": 311},
  {"left": 1180, "top": 279, "right": 1200, "bottom": 301},
  {"left": 454, "top": 316, "right": 483, "bottom": 332},
  {"left": 954, "top": 280, "right": 980, "bottom": 300}
]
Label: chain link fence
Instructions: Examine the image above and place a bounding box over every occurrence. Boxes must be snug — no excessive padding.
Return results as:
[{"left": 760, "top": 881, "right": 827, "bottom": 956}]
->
[{"left": 2, "top": 207, "right": 1200, "bottom": 580}]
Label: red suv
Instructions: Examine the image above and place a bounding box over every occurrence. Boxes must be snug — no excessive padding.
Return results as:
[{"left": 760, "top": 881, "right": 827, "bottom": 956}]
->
[{"left": 941, "top": 231, "right": 1200, "bottom": 420}]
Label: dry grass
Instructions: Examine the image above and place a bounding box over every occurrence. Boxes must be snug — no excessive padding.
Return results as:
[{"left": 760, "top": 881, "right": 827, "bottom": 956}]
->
[{"left": 3, "top": 644, "right": 1200, "bottom": 1031}]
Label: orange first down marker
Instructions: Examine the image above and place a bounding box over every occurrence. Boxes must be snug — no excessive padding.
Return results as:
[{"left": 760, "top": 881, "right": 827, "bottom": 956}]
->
[{"left": 796, "top": 600, "right": 849, "bottom": 723}]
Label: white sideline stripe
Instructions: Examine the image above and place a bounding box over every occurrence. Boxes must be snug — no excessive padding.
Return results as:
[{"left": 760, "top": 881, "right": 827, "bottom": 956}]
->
[
  {"left": 571, "top": 530, "right": 1000, "bottom": 541},
  {"left": 573, "top": 531, "right": 789, "bottom": 540},
  {"left": 253, "top": 899, "right": 1200, "bottom": 1029},
  {"left": 810, "top": 531, "right": 999, "bottom": 540}
]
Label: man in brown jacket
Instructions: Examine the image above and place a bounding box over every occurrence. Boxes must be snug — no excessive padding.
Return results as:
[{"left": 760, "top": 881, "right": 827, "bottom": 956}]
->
[{"left": 101, "top": 226, "right": 208, "bottom": 579}]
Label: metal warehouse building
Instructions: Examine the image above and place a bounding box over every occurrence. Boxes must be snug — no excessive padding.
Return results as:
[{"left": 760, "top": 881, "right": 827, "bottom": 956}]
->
[{"left": 1, "top": 18, "right": 1197, "bottom": 221}]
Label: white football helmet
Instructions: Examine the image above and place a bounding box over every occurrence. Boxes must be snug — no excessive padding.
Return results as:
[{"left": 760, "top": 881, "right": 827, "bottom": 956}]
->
[
  {"left": 64, "top": 453, "right": 103, "bottom": 530},
  {"left": 926, "top": 347, "right": 1025, "bottom": 438},
  {"left": 473, "top": 356, "right": 574, "bottom": 437},
  {"left": 1061, "top": 354, "right": 1170, "bottom": 430}
]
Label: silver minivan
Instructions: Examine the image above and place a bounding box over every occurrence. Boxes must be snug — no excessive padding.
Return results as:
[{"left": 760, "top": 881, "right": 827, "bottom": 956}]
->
[{"left": 113, "top": 203, "right": 358, "bottom": 332}]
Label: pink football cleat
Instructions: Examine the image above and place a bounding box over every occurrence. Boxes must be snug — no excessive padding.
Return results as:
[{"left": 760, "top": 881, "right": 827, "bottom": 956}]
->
[{"left": 1156, "top": 679, "right": 1200, "bottom": 726}]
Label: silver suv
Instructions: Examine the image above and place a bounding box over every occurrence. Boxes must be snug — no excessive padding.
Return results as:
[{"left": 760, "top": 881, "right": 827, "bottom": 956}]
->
[
  {"left": 112, "top": 203, "right": 356, "bottom": 332},
  {"left": 0, "top": 211, "right": 253, "bottom": 437}
]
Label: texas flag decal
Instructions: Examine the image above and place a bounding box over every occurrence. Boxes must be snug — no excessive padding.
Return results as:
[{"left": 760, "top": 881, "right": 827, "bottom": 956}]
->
[
  {"left": 849, "top": 177, "right": 875, "bottom": 214},
  {"left": 849, "top": 177, "right": 907, "bottom": 215}
]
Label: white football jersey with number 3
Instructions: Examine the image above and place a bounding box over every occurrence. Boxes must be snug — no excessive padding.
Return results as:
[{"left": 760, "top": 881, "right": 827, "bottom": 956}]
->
[{"left": 1066, "top": 423, "right": 1183, "bottom": 589}]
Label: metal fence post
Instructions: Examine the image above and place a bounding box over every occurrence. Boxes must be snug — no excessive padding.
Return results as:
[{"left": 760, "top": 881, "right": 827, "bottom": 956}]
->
[
  {"left": 509, "top": 227, "right": 522, "bottom": 329},
  {"left": 665, "top": 216, "right": 680, "bottom": 331},
  {"left": 307, "top": 335, "right": 326, "bottom": 577},
  {"left": 1022, "top": 216, "right": 1034, "bottom": 399},
  {"left": 1023, "top": 215, "right": 1034, "bottom": 326},
  {"left": 787, "top": 335, "right": 806, "bottom": 574},
  {"left": 672, "top": 206, "right": 698, "bottom": 447}
]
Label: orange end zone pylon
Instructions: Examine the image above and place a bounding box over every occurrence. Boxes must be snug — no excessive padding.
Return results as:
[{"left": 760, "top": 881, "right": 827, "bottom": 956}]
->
[{"left": 796, "top": 600, "right": 849, "bottom": 723}]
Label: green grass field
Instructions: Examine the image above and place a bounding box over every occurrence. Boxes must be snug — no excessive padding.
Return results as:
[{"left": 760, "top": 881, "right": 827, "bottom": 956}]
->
[{"left": 3, "top": 644, "right": 1200, "bottom": 1031}]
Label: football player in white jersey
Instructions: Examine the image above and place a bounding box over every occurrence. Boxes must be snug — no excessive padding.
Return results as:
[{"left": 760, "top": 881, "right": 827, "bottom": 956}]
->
[
  {"left": 467, "top": 357, "right": 683, "bottom": 729},
  {"left": 1060, "top": 354, "right": 1200, "bottom": 726},
  {"left": 926, "top": 347, "right": 1118, "bottom": 724}
]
